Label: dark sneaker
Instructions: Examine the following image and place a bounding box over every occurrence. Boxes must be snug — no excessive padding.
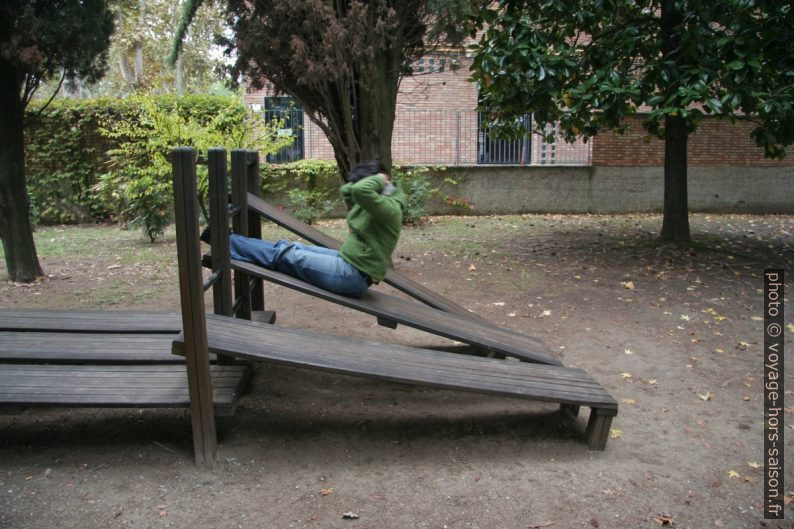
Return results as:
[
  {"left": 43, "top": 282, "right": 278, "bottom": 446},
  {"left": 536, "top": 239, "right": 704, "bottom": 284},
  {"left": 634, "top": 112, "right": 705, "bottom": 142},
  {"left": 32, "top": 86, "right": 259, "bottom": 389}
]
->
[{"left": 200, "top": 226, "right": 211, "bottom": 244}]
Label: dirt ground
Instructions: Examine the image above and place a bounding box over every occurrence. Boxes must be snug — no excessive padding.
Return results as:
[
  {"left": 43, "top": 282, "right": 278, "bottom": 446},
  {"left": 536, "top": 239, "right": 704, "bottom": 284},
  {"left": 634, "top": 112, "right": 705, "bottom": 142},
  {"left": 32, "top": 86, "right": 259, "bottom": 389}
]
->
[{"left": 0, "top": 213, "right": 792, "bottom": 529}]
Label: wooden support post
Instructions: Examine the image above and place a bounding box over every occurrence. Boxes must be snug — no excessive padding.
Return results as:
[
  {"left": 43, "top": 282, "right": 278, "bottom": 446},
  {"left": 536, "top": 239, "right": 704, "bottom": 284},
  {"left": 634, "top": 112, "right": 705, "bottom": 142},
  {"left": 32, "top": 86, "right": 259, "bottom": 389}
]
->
[
  {"left": 231, "top": 150, "right": 252, "bottom": 321},
  {"left": 171, "top": 147, "right": 218, "bottom": 467},
  {"left": 585, "top": 407, "right": 615, "bottom": 451},
  {"left": 208, "top": 149, "right": 233, "bottom": 318},
  {"left": 246, "top": 150, "right": 266, "bottom": 313}
]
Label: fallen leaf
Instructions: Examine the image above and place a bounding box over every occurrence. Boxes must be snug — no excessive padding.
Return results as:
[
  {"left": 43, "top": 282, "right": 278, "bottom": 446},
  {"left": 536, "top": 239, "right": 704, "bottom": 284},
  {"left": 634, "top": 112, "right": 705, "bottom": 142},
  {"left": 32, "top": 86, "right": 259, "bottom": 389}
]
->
[
  {"left": 320, "top": 488, "right": 334, "bottom": 496},
  {"left": 727, "top": 470, "right": 741, "bottom": 479},
  {"left": 680, "top": 314, "right": 690, "bottom": 321},
  {"left": 621, "top": 281, "right": 635, "bottom": 290},
  {"left": 624, "top": 349, "right": 634, "bottom": 355},
  {"left": 784, "top": 492, "right": 794, "bottom": 505},
  {"left": 787, "top": 323, "right": 794, "bottom": 333},
  {"left": 342, "top": 512, "right": 359, "bottom": 519},
  {"left": 621, "top": 398, "right": 636, "bottom": 405},
  {"left": 655, "top": 514, "right": 676, "bottom": 526},
  {"left": 493, "top": 302, "right": 505, "bottom": 306},
  {"left": 648, "top": 379, "right": 658, "bottom": 386},
  {"left": 609, "top": 429, "right": 623, "bottom": 439},
  {"left": 714, "top": 315, "right": 727, "bottom": 321},
  {"left": 468, "top": 264, "right": 477, "bottom": 272},
  {"left": 540, "top": 309, "right": 552, "bottom": 317},
  {"left": 744, "top": 476, "right": 757, "bottom": 484},
  {"left": 699, "top": 391, "right": 713, "bottom": 401},
  {"left": 620, "top": 372, "right": 632, "bottom": 379}
]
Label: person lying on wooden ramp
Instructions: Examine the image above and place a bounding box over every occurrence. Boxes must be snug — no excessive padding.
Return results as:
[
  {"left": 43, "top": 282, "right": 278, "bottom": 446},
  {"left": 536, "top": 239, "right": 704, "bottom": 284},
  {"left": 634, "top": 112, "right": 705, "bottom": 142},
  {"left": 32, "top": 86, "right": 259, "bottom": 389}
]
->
[{"left": 202, "top": 160, "right": 406, "bottom": 298}]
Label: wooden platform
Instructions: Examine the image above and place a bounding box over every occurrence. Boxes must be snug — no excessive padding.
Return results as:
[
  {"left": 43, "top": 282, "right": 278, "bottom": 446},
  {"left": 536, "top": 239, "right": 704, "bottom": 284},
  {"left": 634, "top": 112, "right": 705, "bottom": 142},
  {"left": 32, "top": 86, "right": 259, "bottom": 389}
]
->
[
  {"left": 0, "top": 364, "right": 248, "bottom": 415},
  {"left": 0, "top": 310, "right": 248, "bottom": 415},
  {"left": 247, "top": 194, "right": 493, "bottom": 323},
  {"left": 226, "top": 257, "right": 560, "bottom": 366},
  {"left": 174, "top": 314, "right": 618, "bottom": 450}
]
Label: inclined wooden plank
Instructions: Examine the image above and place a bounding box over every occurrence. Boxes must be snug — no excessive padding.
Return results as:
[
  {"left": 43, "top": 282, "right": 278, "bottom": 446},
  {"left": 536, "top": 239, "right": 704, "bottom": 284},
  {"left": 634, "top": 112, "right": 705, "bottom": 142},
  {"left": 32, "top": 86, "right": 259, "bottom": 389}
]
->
[
  {"left": 0, "top": 332, "right": 181, "bottom": 363},
  {"left": 229, "top": 259, "right": 559, "bottom": 366},
  {"left": 190, "top": 316, "right": 617, "bottom": 409},
  {"left": 246, "top": 193, "right": 491, "bottom": 323},
  {"left": 0, "top": 310, "right": 182, "bottom": 333},
  {"left": 204, "top": 315, "right": 596, "bottom": 385}
]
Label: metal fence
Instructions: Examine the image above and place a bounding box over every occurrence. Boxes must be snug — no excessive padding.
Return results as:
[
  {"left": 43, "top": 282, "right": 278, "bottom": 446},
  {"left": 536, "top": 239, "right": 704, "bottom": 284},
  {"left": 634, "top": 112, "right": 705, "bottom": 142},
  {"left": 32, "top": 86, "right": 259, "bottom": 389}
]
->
[{"left": 264, "top": 108, "right": 592, "bottom": 166}]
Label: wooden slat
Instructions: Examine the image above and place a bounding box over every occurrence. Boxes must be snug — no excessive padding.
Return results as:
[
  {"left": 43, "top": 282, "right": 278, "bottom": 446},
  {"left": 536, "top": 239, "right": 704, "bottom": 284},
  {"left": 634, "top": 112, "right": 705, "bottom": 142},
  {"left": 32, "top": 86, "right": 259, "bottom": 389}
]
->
[
  {"left": 246, "top": 193, "right": 490, "bottom": 323},
  {"left": 0, "top": 364, "right": 248, "bottom": 414},
  {"left": 174, "top": 315, "right": 617, "bottom": 411},
  {"left": 227, "top": 258, "right": 559, "bottom": 366},
  {"left": 0, "top": 310, "right": 181, "bottom": 333},
  {"left": 0, "top": 332, "right": 181, "bottom": 364}
]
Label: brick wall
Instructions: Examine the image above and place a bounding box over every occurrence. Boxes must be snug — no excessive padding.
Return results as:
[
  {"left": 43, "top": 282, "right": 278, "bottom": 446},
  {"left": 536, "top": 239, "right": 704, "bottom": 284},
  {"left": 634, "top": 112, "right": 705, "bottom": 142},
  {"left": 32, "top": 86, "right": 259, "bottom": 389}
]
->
[{"left": 592, "top": 114, "right": 794, "bottom": 167}]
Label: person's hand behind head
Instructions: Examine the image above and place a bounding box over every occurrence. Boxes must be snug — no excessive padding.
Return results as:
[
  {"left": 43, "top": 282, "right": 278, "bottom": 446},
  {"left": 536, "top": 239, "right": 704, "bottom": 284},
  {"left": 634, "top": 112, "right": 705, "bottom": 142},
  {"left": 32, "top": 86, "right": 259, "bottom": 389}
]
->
[{"left": 347, "top": 160, "right": 387, "bottom": 183}]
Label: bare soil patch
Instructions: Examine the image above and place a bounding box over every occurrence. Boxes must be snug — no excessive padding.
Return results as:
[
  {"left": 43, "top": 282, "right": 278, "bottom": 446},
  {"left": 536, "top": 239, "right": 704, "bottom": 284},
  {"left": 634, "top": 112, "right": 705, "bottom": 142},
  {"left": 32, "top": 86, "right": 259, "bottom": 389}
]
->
[{"left": 0, "top": 213, "right": 792, "bottom": 529}]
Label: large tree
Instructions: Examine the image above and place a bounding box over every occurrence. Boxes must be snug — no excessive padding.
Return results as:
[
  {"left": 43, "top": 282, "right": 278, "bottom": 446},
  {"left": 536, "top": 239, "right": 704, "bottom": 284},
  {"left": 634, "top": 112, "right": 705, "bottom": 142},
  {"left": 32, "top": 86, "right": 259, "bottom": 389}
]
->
[
  {"left": 0, "top": 0, "right": 114, "bottom": 282},
  {"left": 173, "top": 0, "right": 477, "bottom": 178},
  {"left": 471, "top": 0, "right": 794, "bottom": 242},
  {"left": 99, "top": 0, "right": 228, "bottom": 96}
]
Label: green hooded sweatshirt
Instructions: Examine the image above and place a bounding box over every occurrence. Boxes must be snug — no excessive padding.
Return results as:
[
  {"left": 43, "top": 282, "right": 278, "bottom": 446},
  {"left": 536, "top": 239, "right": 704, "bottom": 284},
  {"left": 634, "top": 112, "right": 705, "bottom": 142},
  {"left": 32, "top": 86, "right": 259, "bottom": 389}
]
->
[{"left": 338, "top": 174, "right": 407, "bottom": 283}]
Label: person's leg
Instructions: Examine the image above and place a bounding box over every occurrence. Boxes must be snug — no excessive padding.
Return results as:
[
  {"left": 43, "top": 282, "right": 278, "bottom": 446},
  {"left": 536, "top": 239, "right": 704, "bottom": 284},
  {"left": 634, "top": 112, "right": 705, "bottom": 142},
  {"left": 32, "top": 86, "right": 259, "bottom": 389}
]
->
[{"left": 229, "top": 235, "right": 368, "bottom": 298}]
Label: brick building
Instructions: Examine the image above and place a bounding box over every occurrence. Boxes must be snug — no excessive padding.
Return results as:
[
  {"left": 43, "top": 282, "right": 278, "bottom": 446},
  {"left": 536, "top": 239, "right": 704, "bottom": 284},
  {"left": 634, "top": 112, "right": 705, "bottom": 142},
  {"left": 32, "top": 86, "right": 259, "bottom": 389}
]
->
[{"left": 244, "top": 54, "right": 792, "bottom": 171}]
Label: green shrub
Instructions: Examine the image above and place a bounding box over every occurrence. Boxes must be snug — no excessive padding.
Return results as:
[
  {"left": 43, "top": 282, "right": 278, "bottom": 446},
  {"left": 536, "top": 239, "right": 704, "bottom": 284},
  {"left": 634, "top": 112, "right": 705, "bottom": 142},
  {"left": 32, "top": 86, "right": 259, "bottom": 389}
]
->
[
  {"left": 96, "top": 95, "right": 292, "bottom": 241},
  {"left": 261, "top": 159, "right": 342, "bottom": 223},
  {"left": 392, "top": 165, "right": 473, "bottom": 224}
]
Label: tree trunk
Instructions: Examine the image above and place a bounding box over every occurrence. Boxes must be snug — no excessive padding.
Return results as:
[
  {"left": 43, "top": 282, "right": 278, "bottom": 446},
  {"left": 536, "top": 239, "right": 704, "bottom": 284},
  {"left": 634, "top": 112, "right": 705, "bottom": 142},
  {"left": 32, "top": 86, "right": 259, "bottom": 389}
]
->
[
  {"left": 660, "top": 114, "right": 690, "bottom": 242},
  {"left": 659, "top": 0, "right": 690, "bottom": 242},
  {"left": 0, "top": 67, "right": 44, "bottom": 282}
]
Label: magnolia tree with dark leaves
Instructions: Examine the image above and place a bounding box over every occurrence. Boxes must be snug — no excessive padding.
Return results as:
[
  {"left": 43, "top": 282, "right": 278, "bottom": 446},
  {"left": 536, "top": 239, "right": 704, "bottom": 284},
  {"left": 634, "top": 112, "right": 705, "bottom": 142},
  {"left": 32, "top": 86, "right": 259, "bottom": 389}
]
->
[
  {"left": 173, "top": 0, "right": 478, "bottom": 178},
  {"left": 0, "top": 0, "right": 114, "bottom": 282},
  {"left": 471, "top": 0, "right": 793, "bottom": 242}
]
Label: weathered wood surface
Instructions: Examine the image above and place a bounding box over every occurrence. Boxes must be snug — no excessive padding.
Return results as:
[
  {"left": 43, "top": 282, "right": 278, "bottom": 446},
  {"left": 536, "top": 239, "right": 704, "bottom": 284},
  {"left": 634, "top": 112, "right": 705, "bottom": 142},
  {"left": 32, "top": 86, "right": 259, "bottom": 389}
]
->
[
  {"left": 0, "top": 331, "right": 182, "bottom": 363},
  {"left": 0, "top": 364, "right": 249, "bottom": 415},
  {"left": 0, "top": 310, "right": 181, "bottom": 333},
  {"left": 227, "top": 258, "right": 559, "bottom": 366},
  {"left": 175, "top": 315, "right": 617, "bottom": 412},
  {"left": 173, "top": 146, "right": 219, "bottom": 464},
  {"left": 246, "top": 193, "right": 492, "bottom": 323}
]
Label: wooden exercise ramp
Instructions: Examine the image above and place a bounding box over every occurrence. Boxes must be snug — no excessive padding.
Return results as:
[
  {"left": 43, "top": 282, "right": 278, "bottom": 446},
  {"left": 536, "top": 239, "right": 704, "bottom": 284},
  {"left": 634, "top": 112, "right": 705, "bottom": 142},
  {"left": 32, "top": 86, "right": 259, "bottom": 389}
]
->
[
  {"left": 225, "top": 159, "right": 561, "bottom": 364},
  {"left": 0, "top": 309, "right": 249, "bottom": 416},
  {"left": 171, "top": 147, "right": 618, "bottom": 464},
  {"left": 173, "top": 313, "right": 618, "bottom": 450},
  {"left": 224, "top": 256, "right": 560, "bottom": 366}
]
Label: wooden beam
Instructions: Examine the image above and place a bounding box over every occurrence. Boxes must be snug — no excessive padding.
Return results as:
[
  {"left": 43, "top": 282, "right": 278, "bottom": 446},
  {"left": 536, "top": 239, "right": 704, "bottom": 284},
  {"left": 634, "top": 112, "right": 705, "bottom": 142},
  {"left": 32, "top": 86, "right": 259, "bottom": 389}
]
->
[
  {"left": 231, "top": 149, "right": 252, "bottom": 321},
  {"left": 208, "top": 148, "right": 233, "bottom": 318},
  {"left": 246, "top": 150, "right": 266, "bottom": 313},
  {"left": 171, "top": 147, "right": 218, "bottom": 467}
]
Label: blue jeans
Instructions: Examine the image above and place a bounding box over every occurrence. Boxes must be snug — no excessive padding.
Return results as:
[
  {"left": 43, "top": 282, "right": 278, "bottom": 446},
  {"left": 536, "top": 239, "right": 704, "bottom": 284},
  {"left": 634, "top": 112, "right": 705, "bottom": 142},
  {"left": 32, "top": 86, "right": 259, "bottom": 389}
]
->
[{"left": 229, "top": 234, "right": 370, "bottom": 298}]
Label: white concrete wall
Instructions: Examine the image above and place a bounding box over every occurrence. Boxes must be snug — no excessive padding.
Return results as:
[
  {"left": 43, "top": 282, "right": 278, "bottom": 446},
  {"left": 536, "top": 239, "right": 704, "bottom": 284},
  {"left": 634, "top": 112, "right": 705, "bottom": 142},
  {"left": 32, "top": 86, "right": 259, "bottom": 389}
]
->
[{"left": 426, "top": 166, "right": 794, "bottom": 215}]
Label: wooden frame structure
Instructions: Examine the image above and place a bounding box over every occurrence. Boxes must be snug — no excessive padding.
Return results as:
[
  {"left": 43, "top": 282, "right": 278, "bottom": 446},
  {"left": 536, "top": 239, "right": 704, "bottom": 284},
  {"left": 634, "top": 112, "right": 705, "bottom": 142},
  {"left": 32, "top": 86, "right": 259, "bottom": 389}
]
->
[{"left": 171, "top": 147, "right": 618, "bottom": 465}]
